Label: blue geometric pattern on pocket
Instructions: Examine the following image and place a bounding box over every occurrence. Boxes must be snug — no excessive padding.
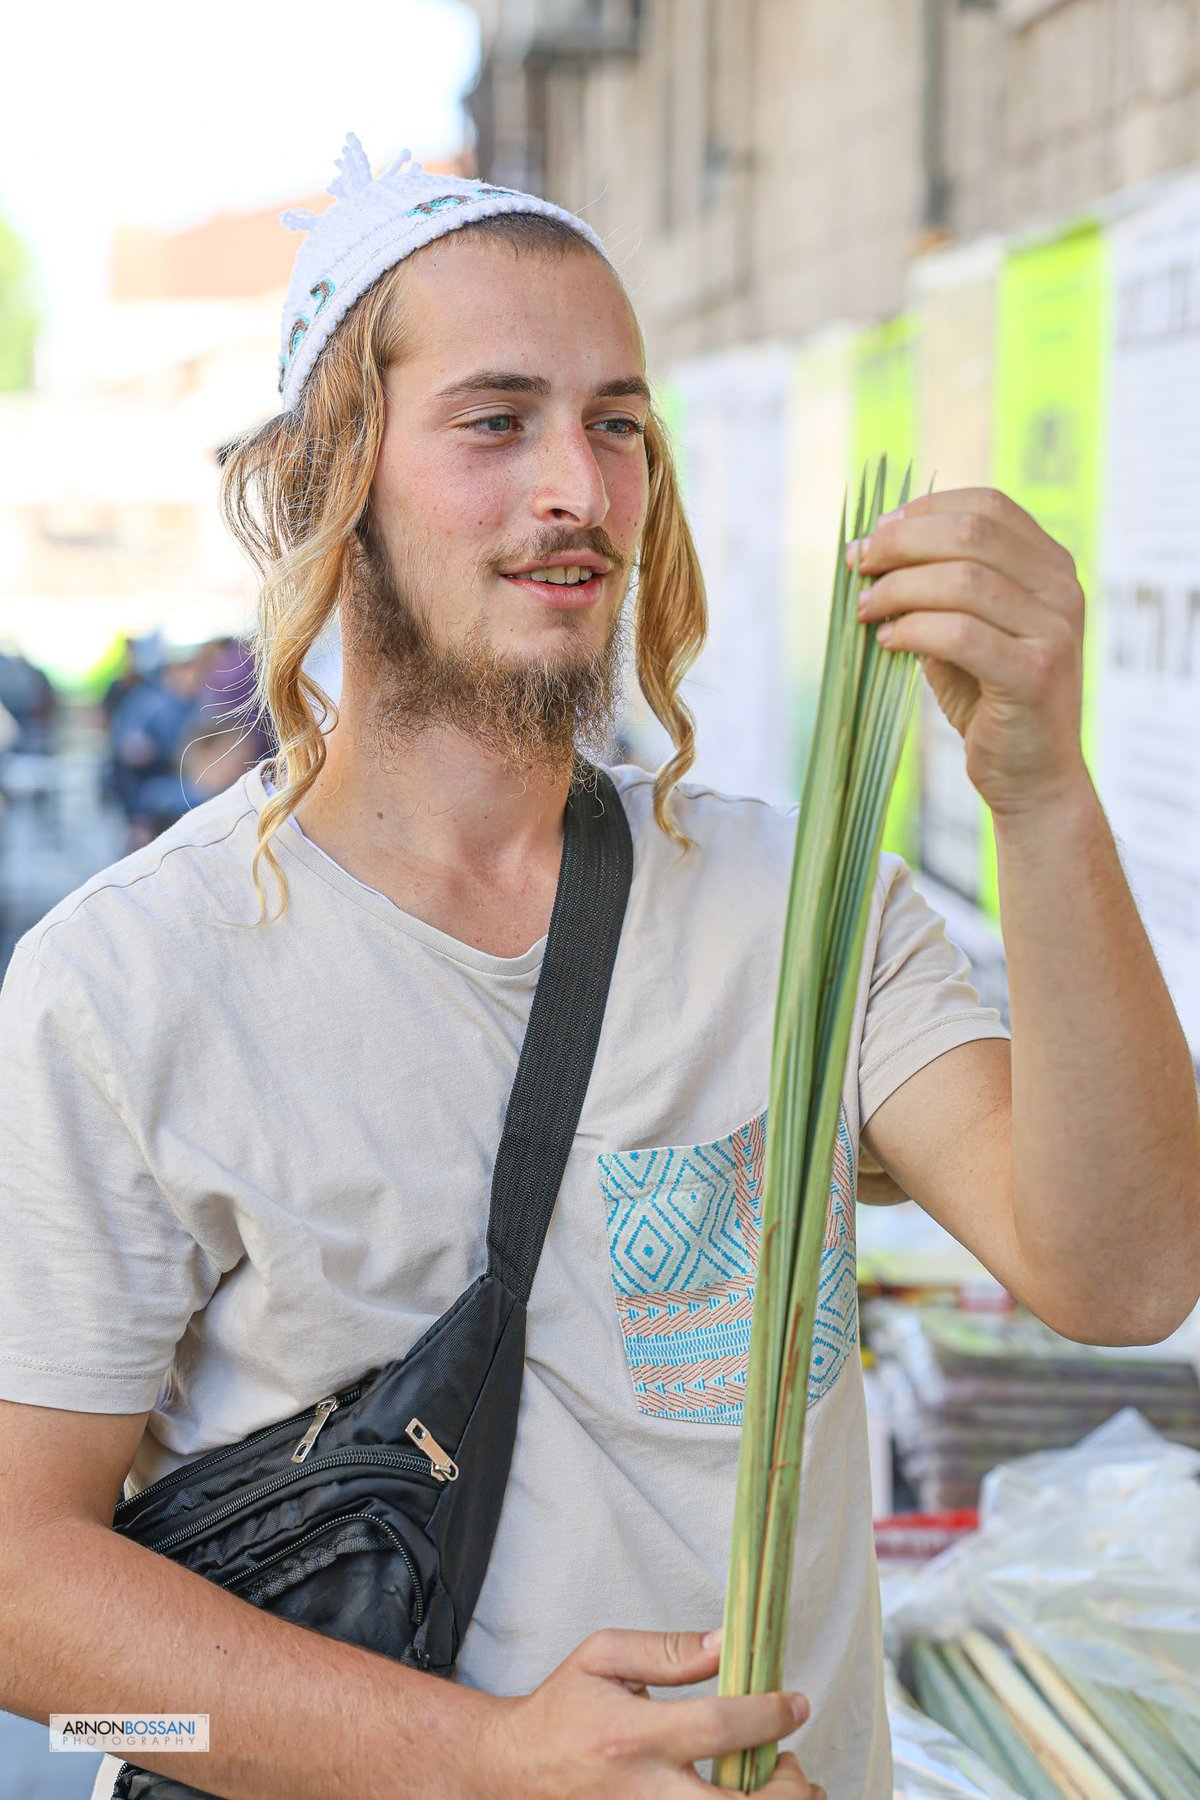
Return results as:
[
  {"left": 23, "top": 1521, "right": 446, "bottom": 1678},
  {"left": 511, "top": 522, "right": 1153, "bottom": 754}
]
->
[
  {"left": 603, "top": 1130, "right": 754, "bottom": 1296},
  {"left": 599, "top": 1107, "right": 858, "bottom": 1424}
]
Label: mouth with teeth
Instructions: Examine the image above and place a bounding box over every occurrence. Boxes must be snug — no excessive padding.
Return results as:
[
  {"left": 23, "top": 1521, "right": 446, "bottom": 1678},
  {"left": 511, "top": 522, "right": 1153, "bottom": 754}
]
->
[{"left": 500, "top": 564, "right": 604, "bottom": 607}]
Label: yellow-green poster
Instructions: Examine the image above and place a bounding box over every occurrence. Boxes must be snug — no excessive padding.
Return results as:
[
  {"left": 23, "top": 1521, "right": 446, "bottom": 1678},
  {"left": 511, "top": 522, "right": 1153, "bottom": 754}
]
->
[
  {"left": 987, "top": 223, "right": 1109, "bottom": 914},
  {"left": 852, "top": 314, "right": 920, "bottom": 864},
  {"left": 912, "top": 242, "right": 999, "bottom": 906}
]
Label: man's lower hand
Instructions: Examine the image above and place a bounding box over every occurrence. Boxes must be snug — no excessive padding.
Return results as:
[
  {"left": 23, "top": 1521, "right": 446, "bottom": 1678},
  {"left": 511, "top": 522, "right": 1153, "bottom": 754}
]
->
[{"left": 480, "top": 1627, "right": 824, "bottom": 1797}]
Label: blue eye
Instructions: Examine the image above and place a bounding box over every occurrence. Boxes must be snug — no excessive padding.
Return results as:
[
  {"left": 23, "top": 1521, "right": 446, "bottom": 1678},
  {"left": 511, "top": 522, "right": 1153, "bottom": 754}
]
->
[{"left": 464, "top": 414, "right": 646, "bottom": 437}]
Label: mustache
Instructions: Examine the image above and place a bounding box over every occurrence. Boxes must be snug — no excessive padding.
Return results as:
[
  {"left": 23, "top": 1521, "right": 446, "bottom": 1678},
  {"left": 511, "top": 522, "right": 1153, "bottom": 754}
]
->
[{"left": 485, "top": 528, "right": 627, "bottom": 577}]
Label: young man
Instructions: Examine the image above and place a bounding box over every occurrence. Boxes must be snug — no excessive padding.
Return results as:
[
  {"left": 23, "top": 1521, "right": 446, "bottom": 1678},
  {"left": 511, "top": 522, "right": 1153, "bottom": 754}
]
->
[{"left": 0, "top": 138, "right": 1197, "bottom": 1800}]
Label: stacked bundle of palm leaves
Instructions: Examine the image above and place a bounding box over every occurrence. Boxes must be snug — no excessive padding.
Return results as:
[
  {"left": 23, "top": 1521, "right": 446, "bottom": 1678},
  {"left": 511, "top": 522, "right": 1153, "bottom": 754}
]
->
[
  {"left": 911, "top": 1628, "right": 1200, "bottom": 1799},
  {"left": 714, "top": 456, "right": 924, "bottom": 1791}
]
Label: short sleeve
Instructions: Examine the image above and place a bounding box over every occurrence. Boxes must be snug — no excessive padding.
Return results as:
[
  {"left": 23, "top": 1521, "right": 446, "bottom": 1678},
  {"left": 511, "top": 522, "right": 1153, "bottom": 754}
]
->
[
  {"left": 0, "top": 941, "right": 219, "bottom": 1414},
  {"left": 858, "top": 855, "right": 1010, "bottom": 1132}
]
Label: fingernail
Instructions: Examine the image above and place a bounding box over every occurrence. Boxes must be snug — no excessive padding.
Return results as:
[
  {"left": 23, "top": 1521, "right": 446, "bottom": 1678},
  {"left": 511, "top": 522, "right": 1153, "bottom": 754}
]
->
[
  {"left": 845, "top": 535, "right": 871, "bottom": 562},
  {"left": 790, "top": 1692, "right": 810, "bottom": 1724},
  {"left": 702, "top": 1628, "right": 723, "bottom": 1651},
  {"left": 877, "top": 622, "right": 894, "bottom": 645}
]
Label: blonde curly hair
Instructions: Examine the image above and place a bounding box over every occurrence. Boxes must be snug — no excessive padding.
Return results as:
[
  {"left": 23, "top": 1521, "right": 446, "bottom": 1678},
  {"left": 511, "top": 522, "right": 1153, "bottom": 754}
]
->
[{"left": 220, "top": 213, "right": 707, "bottom": 923}]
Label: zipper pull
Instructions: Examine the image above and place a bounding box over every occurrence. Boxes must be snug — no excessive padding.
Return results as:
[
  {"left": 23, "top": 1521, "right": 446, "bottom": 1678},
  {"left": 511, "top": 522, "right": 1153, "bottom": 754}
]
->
[
  {"left": 405, "top": 1417, "right": 459, "bottom": 1483},
  {"left": 291, "top": 1397, "right": 339, "bottom": 1464}
]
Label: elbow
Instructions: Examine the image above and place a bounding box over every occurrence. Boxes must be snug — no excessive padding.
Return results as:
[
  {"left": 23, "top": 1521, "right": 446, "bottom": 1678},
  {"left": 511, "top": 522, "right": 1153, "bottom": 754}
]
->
[
  {"left": 1016, "top": 1211, "right": 1200, "bottom": 1348},
  {"left": 1115, "top": 1290, "right": 1200, "bottom": 1347},
  {"left": 1038, "top": 1286, "right": 1199, "bottom": 1349},
  {"left": 1068, "top": 1318, "right": 1188, "bottom": 1350}
]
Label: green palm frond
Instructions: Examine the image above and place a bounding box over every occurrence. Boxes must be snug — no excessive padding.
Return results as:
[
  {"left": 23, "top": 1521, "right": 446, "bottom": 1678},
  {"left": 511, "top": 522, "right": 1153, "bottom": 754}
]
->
[{"left": 714, "top": 456, "right": 922, "bottom": 1792}]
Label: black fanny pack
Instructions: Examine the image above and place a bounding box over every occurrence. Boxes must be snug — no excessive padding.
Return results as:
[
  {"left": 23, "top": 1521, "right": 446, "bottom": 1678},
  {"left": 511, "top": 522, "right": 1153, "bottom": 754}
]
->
[{"left": 107, "top": 766, "right": 632, "bottom": 1800}]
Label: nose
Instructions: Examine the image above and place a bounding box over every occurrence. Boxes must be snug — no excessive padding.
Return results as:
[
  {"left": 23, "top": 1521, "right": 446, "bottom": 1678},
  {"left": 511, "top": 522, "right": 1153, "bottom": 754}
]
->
[{"left": 529, "top": 419, "right": 610, "bottom": 529}]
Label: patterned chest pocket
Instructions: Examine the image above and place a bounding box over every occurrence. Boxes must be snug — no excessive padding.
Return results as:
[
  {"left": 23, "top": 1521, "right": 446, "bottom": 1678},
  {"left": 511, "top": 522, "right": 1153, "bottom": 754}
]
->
[{"left": 598, "top": 1108, "right": 856, "bottom": 1425}]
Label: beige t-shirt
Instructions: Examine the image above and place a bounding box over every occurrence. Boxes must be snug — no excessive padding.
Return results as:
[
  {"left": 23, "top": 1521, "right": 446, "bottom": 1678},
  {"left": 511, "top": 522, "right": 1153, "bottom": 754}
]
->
[{"left": 0, "top": 761, "right": 1009, "bottom": 1799}]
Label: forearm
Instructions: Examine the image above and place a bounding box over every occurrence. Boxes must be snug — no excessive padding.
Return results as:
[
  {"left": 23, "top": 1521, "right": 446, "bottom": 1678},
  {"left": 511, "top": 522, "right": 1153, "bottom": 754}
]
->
[
  {"left": 994, "top": 766, "right": 1200, "bottom": 1342},
  {"left": 0, "top": 1517, "right": 501, "bottom": 1800}
]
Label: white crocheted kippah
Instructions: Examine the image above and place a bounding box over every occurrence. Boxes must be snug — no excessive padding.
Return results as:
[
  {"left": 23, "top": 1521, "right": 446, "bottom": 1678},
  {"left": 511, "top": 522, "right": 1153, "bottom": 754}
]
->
[{"left": 277, "top": 132, "right": 612, "bottom": 410}]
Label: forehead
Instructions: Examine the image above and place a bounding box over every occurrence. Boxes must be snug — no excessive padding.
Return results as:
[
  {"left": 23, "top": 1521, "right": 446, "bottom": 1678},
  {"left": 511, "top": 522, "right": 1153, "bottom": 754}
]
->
[{"left": 393, "top": 233, "right": 644, "bottom": 386}]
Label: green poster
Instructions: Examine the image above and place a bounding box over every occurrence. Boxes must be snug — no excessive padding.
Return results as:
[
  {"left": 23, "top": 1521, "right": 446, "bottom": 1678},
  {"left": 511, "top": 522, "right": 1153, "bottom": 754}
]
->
[
  {"left": 852, "top": 314, "right": 921, "bottom": 864},
  {"left": 986, "top": 223, "right": 1109, "bottom": 915},
  {"left": 912, "top": 245, "right": 1000, "bottom": 907}
]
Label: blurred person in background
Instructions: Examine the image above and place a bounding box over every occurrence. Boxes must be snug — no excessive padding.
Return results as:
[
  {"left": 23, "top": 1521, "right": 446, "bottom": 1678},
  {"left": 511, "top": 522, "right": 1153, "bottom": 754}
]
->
[
  {"left": 100, "top": 635, "right": 145, "bottom": 733},
  {"left": 196, "top": 634, "right": 275, "bottom": 766},
  {"left": 108, "top": 645, "right": 206, "bottom": 848},
  {"left": 108, "top": 637, "right": 272, "bottom": 848},
  {"left": 0, "top": 642, "right": 58, "bottom": 756},
  {"left": 0, "top": 645, "right": 60, "bottom": 837},
  {"left": 179, "top": 636, "right": 275, "bottom": 808},
  {"left": 0, "top": 700, "right": 18, "bottom": 821},
  {"left": 99, "top": 634, "right": 152, "bottom": 814}
]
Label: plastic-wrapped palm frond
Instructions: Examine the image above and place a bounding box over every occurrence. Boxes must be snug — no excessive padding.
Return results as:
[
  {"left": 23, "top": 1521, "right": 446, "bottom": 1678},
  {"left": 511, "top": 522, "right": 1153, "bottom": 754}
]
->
[{"left": 714, "top": 456, "right": 923, "bottom": 1792}]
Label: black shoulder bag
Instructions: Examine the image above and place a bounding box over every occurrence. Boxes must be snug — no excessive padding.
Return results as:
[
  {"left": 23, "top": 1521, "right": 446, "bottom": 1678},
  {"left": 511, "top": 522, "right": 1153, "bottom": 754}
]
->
[{"left": 107, "top": 766, "right": 632, "bottom": 1800}]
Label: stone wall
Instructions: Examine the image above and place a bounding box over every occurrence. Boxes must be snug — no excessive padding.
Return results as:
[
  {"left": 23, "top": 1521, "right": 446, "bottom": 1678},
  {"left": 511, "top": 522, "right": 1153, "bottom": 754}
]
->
[{"left": 466, "top": 0, "right": 1200, "bottom": 365}]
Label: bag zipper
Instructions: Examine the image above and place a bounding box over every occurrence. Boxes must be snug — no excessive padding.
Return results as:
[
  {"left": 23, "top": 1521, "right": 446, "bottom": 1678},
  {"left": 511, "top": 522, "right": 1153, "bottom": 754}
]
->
[
  {"left": 292, "top": 1397, "right": 340, "bottom": 1463},
  {"left": 217, "top": 1510, "right": 425, "bottom": 1626},
  {"left": 134, "top": 1447, "right": 436, "bottom": 1555},
  {"left": 405, "top": 1417, "right": 459, "bottom": 1482},
  {"left": 114, "top": 1383, "right": 366, "bottom": 1522}
]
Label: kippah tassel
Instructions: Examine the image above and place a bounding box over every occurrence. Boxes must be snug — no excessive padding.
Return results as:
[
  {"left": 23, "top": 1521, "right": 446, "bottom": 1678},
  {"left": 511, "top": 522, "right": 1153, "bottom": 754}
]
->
[{"left": 328, "top": 131, "right": 374, "bottom": 200}]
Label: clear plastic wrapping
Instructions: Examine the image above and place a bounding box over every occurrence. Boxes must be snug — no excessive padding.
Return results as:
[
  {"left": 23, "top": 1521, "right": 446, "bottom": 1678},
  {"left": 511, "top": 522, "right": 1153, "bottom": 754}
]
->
[{"left": 882, "top": 1408, "right": 1200, "bottom": 1795}]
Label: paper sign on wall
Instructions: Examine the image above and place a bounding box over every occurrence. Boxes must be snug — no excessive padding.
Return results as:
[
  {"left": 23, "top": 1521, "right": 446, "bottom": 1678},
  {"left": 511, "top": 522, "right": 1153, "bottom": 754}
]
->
[{"left": 1098, "top": 177, "right": 1200, "bottom": 1063}]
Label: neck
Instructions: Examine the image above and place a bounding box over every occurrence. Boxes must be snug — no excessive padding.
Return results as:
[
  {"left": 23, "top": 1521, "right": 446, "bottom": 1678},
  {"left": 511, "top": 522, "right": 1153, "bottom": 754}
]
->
[{"left": 293, "top": 682, "right": 576, "bottom": 883}]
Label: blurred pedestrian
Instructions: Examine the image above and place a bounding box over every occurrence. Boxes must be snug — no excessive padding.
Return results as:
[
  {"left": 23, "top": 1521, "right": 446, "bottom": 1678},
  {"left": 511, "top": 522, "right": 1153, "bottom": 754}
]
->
[
  {"left": 175, "top": 637, "right": 274, "bottom": 809},
  {"left": 98, "top": 635, "right": 151, "bottom": 811},
  {"left": 193, "top": 636, "right": 274, "bottom": 767},
  {"left": 109, "top": 648, "right": 206, "bottom": 849},
  {"left": 0, "top": 700, "right": 18, "bottom": 822},
  {"left": 0, "top": 643, "right": 57, "bottom": 756},
  {"left": 100, "top": 636, "right": 143, "bottom": 728}
]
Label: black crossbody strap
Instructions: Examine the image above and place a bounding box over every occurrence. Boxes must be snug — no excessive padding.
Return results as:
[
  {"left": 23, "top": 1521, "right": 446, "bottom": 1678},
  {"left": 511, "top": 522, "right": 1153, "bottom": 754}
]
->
[{"left": 486, "top": 764, "right": 633, "bottom": 1301}]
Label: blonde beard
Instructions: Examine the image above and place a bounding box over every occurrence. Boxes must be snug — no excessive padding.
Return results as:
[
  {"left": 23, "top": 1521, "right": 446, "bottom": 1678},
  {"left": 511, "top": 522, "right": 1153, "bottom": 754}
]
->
[{"left": 342, "top": 525, "right": 628, "bottom": 784}]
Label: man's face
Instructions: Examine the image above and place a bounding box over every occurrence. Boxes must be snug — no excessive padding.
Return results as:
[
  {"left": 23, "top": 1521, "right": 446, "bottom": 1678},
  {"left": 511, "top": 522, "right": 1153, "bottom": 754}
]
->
[{"left": 347, "top": 232, "right": 651, "bottom": 774}]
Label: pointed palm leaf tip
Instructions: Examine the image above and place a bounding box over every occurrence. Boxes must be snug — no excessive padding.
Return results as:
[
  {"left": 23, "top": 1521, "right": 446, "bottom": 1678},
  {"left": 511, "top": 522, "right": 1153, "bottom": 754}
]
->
[{"left": 713, "top": 455, "right": 923, "bottom": 1792}]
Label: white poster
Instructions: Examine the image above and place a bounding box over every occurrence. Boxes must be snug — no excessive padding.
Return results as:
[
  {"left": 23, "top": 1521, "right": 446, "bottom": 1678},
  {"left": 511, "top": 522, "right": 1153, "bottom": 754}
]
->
[
  {"left": 669, "top": 345, "right": 794, "bottom": 805},
  {"left": 1099, "top": 174, "right": 1200, "bottom": 1062}
]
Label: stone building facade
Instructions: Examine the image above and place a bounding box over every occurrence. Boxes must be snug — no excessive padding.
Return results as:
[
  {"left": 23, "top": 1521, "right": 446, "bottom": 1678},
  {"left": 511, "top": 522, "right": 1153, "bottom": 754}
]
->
[{"left": 465, "top": 0, "right": 1200, "bottom": 364}]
